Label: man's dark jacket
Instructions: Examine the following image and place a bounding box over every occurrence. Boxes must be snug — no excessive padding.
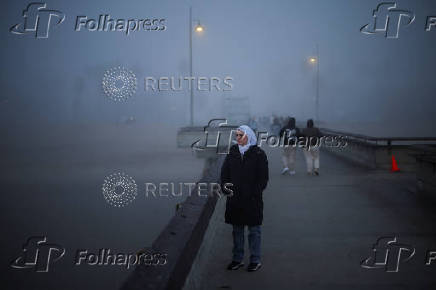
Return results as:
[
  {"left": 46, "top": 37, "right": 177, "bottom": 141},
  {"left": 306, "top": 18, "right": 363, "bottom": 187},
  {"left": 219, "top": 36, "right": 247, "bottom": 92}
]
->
[
  {"left": 279, "top": 126, "right": 300, "bottom": 146},
  {"left": 220, "top": 144, "right": 269, "bottom": 226}
]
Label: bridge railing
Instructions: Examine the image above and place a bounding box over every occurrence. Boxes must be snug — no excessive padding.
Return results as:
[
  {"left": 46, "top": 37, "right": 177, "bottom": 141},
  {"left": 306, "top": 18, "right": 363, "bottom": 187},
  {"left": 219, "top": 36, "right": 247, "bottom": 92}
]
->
[
  {"left": 320, "top": 128, "right": 436, "bottom": 170},
  {"left": 321, "top": 128, "right": 436, "bottom": 147}
]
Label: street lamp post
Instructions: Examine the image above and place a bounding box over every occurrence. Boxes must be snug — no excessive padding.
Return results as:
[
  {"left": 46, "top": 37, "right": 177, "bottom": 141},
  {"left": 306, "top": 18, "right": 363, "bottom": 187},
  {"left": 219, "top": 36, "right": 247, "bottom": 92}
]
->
[
  {"left": 189, "top": 6, "right": 193, "bottom": 126},
  {"left": 189, "top": 6, "right": 204, "bottom": 126},
  {"left": 315, "top": 44, "right": 319, "bottom": 122},
  {"left": 308, "top": 45, "right": 320, "bottom": 122}
]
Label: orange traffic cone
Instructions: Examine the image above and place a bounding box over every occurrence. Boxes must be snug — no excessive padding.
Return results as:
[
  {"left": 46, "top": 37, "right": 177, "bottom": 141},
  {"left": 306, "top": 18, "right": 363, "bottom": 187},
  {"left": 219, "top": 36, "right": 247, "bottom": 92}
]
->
[{"left": 391, "top": 155, "right": 400, "bottom": 172}]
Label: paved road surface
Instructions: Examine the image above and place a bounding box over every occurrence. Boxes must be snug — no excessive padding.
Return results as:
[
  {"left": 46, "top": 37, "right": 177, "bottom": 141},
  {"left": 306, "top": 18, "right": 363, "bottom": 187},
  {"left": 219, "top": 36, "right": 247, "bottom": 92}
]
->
[{"left": 197, "top": 146, "right": 436, "bottom": 290}]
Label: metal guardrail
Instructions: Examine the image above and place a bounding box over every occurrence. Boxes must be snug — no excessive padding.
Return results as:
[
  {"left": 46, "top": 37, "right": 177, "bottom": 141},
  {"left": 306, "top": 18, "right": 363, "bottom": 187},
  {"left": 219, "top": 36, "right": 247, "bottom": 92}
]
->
[{"left": 320, "top": 128, "right": 436, "bottom": 148}]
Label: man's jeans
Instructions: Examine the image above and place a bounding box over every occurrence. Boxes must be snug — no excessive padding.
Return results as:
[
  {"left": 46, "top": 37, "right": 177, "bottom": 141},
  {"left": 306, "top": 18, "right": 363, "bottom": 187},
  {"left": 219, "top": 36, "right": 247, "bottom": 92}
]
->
[{"left": 232, "top": 225, "right": 261, "bottom": 264}]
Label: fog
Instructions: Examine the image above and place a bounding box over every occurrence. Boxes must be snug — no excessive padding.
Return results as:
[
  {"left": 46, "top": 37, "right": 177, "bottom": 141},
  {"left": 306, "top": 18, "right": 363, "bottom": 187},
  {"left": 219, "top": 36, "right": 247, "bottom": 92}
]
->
[
  {"left": 1, "top": 0, "right": 436, "bottom": 289},
  {"left": 1, "top": 0, "right": 435, "bottom": 130}
]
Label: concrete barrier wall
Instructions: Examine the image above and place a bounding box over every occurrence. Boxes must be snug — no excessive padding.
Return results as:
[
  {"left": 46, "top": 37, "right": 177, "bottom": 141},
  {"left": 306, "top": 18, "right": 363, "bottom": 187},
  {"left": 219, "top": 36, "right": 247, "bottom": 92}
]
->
[
  {"left": 375, "top": 146, "right": 418, "bottom": 171},
  {"left": 121, "top": 156, "right": 224, "bottom": 290},
  {"left": 182, "top": 186, "right": 227, "bottom": 290},
  {"left": 322, "top": 138, "right": 377, "bottom": 169}
]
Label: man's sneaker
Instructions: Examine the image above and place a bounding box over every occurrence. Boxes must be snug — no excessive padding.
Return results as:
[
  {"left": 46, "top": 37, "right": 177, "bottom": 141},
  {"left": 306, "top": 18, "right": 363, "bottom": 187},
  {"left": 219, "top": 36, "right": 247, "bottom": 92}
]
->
[
  {"left": 227, "top": 261, "right": 244, "bottom": 270},
  {"left": 247, "top": 262, "right": 262, "bottom": 272},
  {"left": 289, "top": 170, "right": 296, "bottom": 176},
  {"left": 281, "top": 168, "right": 289, "bottom": 175},
  {"left": 313, "top": 170, "right": 319, "bottom": 176}
]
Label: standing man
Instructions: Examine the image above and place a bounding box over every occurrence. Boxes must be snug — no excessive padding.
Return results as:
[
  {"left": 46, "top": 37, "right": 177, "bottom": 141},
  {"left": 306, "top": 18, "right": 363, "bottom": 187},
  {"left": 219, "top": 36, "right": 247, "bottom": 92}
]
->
[
  {"left": 279, "top": 117, "right": 300, "bottom": 175},
  {"left": 221, "top": 125, "right": 269, "bottom": 272}
]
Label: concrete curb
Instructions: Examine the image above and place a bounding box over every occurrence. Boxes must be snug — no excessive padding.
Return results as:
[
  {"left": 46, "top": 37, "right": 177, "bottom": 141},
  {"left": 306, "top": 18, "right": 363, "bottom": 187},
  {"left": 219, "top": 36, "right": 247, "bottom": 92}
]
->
[{"left": 121, "top": 156, "right": 225, "bottom": 290}]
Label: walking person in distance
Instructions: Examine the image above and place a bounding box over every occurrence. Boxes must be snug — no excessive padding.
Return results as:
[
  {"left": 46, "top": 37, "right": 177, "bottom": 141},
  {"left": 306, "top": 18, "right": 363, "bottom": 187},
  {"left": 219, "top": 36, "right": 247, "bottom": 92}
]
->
[
  {"left": 279, "top": 117, "right": 300, "bottom": 175},
  {"left": 301, "top": 119, "right": 321, "bottom": 175}
]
